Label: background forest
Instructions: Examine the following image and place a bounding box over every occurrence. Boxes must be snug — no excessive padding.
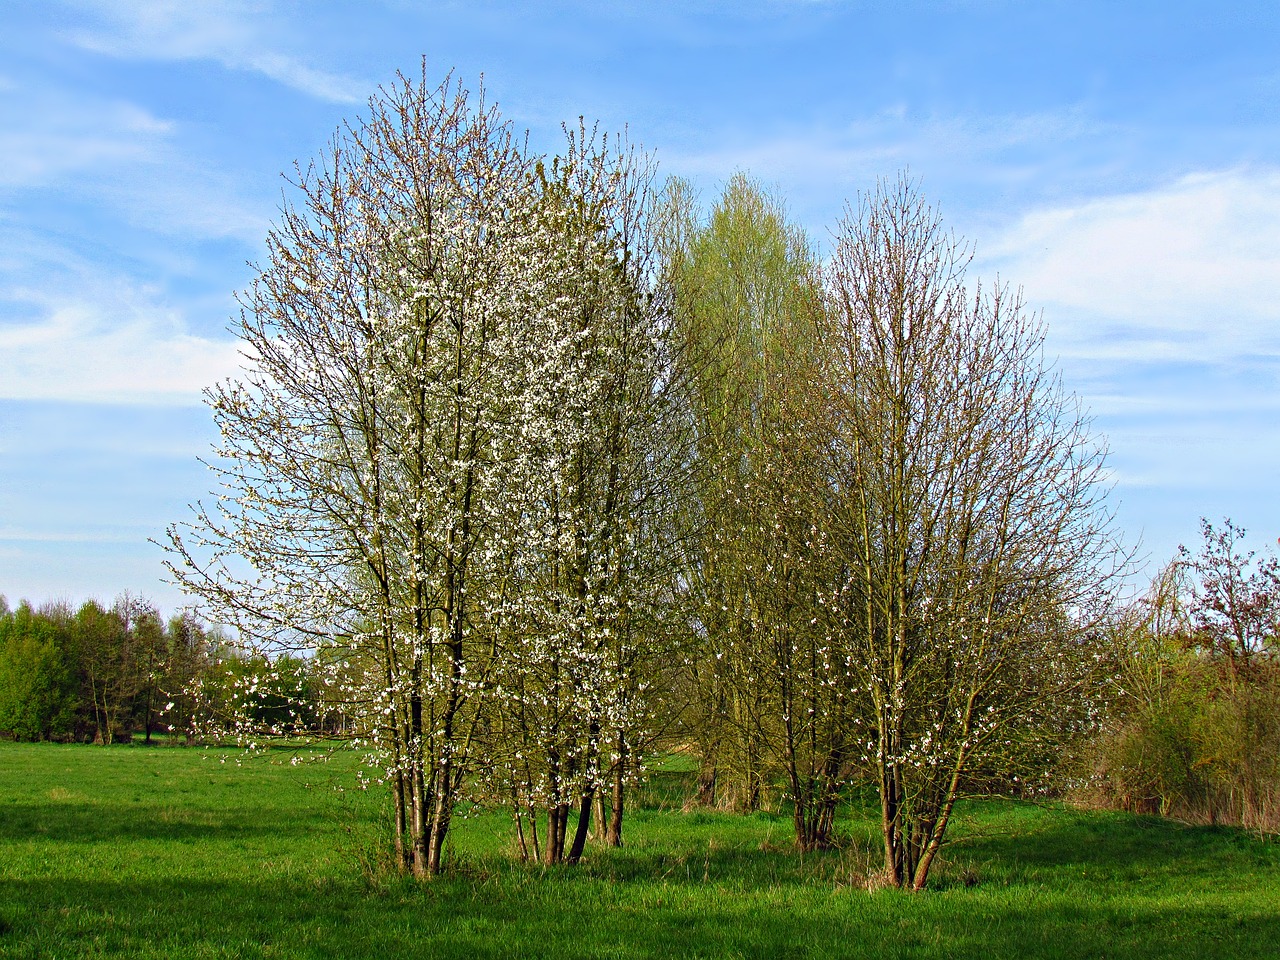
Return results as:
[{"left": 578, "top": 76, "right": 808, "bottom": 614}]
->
[{"left": 0, "top": 593, "right": 322, "bottom": 746}]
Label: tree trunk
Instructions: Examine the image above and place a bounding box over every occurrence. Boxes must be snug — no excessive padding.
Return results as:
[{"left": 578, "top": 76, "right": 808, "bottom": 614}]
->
[
  {"left": 544, "top": 802, "right": 570, "bottom": 864},
  {"left": 411, "top": 763, "right": 430, "bottom": 877},
  {"left": 566, "top": 788, "right": 594, "bottom": 864},
  {"left": 426, "top": 765, "right": 452, "bottom": 877},
  {"left": 694, "top": 760, "right": 717, "bottom": 808},
  {"left": 591, "top": 792, "right": 608, "bottom": 842},
  {"left": 607, "top": 749, "right": 625, "bottom": 847},
  {"left": 392, "top": 768, "right": 408, "bottom": 869}
]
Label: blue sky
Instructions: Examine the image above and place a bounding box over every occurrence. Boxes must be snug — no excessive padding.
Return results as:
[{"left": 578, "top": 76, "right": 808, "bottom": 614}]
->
[{"left": 2, "top": 0, "right": 1279, "bottom": 615}]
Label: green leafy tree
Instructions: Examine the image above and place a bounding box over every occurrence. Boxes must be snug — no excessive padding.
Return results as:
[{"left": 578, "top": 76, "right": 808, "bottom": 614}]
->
[
  {"left": 130, "top": 599, "right": 168, "bottom": 743},
  {"left": 73, "top": 595, "right": 159, "bottom": 744},
  {"left": 0, "top": 602, "right": 78, "bottom": 741},
  {"left": 160, "top": 613, "right": 217, "bottom": 741},
  {"left": 666, "top": 175, "right": 832, "bottom": 834}
]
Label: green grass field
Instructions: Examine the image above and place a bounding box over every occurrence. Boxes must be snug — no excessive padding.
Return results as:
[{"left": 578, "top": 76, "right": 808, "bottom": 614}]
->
[{"left": 1, "top": 742, "right": 1277, "bottom": 959}]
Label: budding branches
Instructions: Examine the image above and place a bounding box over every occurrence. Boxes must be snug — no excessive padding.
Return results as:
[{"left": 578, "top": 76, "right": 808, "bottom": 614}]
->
[
  {"left": 166, "top": 68, "right": 1119, "bottom": 886},
  {"left": 810, "top": 176, "right": 1119, "bottom": 889}
]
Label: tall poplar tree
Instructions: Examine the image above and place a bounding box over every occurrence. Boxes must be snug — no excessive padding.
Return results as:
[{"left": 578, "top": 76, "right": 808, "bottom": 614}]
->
[{"left": 666, "top": 175, "right": 843, "bottom": 843}]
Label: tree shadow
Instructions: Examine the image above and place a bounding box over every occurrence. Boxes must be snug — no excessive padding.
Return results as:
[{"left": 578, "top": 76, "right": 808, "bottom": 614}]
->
[
  {"left": 0, "top": 799, "right": 329, "bottom": 844},
  {"left": 944, "top": 803, "right": 1280, "bottom": 882},
  {"left": 3, "top": 868, "right": 1279, "bottom": 960}
]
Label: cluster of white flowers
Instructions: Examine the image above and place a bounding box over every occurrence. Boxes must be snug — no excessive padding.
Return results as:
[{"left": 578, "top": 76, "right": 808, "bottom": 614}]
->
[{"left": 163, "top": 77, "right": 690, "bottom": 871}]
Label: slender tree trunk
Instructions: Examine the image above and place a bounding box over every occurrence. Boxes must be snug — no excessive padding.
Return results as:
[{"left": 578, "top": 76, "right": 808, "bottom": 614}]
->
[
  {"left": 392, "top": 768, "right": 408, "bottom": 869},
  {"left": 411, "top": 761, "right": 429, "bottom": 877},
  {"left": 514, "top": 813, "right": 529, "bottom": 862},
  {"left": 527, "top": 801, "right": 542, "bottom": 862},
  {"left": 566, "top": 787, "right": 594, "bottom": 864},
  {"left": 143, "top": 682, "right": 154, "bottom": 744},
  {"left": 880, "top": 752, "right": 903, "bottom": 886},
  {"left": 89, "top": 675, "right": 105, "bottom": 745},
  {"left": 409, "top": 658, "right": 431, "bottom": 876},
  {"left": 426, "top": 766, "right": 452, "bottom": 876},
  {"left": 545, "top": 802, "right": 569, "bottom": 864},
  {"left": 591, "top": 792, "right": 607, "bottom": 841},
  {"left": 694, "top": 757, "right": 717, "bottom": 808},
  {"left": 607, "top": 735, "right": 626, "bottom": 847}
]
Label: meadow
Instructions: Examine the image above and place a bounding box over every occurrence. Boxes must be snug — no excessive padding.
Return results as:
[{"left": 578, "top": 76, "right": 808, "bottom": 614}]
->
[{"left": 1, "top": 742, "right": 1277, "bottom": 959}]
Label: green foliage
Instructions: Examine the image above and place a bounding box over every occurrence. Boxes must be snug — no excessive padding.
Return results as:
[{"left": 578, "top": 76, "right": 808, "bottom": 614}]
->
[
  {"left": 1090, "top": 524, "right": 1280, "bottom": 830},
  {"left": 0, "top": 594, "right": 252, "bottom": 745},
  {"left": 2, "top": 742, "right": 1279, "bottom": 959},
  {"left": 0, "top": 604, "right": 77, "bottom": 741},
  {"left": 665, "top": 174, "right": 834, "bottom": 828},
  {"left": 1094, "top": 655, "right": 1280, "bottom": 827},
  {"left": 207, "top": 653, "right": 321, "bottom": 733}
]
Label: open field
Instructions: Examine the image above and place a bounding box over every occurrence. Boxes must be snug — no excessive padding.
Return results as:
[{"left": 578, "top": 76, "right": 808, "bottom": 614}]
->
[{"left": 1, "top": 743, "right": 1277, "bottom": 959}]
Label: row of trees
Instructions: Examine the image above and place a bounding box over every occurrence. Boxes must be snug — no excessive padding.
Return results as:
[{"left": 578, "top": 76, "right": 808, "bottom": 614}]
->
[
  {"left": 164, "top": 67, "right": 1120, "bottom": 887},
  {"left": 0, "top": 593, "right": 335, "bottom": 745},
  {"left": 662, "top": 175, "right": 1115, "bottom": 887},
  {"left": 0, "top": 593, "right": 222, "bottom": 744}
]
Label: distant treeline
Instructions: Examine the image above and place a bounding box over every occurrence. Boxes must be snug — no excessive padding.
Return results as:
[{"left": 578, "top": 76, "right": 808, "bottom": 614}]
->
[
  {"left": 3, "top": 517, "right": 1279, "bottom": 838},
  {"left": 0, "top": 593, "right": 338, "bottom": 744}
]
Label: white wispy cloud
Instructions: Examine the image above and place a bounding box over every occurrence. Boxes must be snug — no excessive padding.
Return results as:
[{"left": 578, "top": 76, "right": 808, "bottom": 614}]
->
[
  {"left": 660, "top": 107, "right": 1100, "bottom": 216},
  {"left": 0, "top": 82, "right": 270, "bottom": 251},
  {"left": 978, "top": 168, "right": 1280, "bottom": 364},
  {"left": 67, "top": 0, "right": 367, "bottom": 103},
  {"left": 972, "top": 169, "right": 1280, "bottom": 543},
  {"left": 671, "top": 107, "right": 1093, "bottom": 176},
  {"left": 0, "top": 88, "right": 172, "bottom": 189},
  {"left": 104, "top": 159, "right": 272, "bottom": 247},
  {"left": 0, "top": 283, "right": 243, "bottom": 405}
]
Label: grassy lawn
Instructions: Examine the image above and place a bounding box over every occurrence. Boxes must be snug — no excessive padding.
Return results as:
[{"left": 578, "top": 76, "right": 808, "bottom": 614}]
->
[{"left": 1, "top": 742, "right": 1277, "bottom": 959}]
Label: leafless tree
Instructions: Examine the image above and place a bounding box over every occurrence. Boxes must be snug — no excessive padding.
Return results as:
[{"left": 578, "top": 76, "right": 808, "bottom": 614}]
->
[{"left": 811, "top": 176, "right": 1121, "bottom": 888}]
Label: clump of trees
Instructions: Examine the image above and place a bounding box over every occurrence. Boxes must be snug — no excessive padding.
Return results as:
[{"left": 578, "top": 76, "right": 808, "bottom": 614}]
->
[
  {"left": 164, "top": 66, "right": 1122, "bottom": 887},
  {"left": 166, "top": 70, "right": 692, "bottom": 876},
  {"left": 0, "top": 593, "right": 240, "bottom": 744},
  {"left": 664, "top": 174, "right": 1117, "bottom": 886},
  {"left": 1089, "top": 519, "right": 1280, "bottom": 831}
]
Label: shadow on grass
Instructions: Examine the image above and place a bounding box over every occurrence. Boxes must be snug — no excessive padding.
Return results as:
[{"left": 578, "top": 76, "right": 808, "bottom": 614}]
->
[
  {"left": 3, "top": 865, "right": 1279, "bottom": 960},
  {"left": 452, "top": 800, "right": 1280, "bottom": 899},
  {"left": 0, "top": 801, "right": 330, "bottom": 845},
  {"left": 5, "top": 743, "right": 1277, "bottom": 960},
  {"left": 944, "top": 803, "right": 1280, "bottom": 883}
]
